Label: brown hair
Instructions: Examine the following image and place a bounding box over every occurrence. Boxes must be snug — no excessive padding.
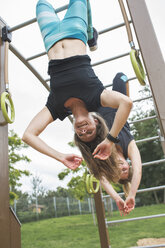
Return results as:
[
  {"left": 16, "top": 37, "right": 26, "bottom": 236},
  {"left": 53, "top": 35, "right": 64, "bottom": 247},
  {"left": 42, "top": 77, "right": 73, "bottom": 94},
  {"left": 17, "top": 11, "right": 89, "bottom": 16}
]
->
[
  {"left": 74, "top": 112, "right": 120, "bottom": 183},
  {"left": 118, "top": 166, "right": 133, "bottom": 197}
]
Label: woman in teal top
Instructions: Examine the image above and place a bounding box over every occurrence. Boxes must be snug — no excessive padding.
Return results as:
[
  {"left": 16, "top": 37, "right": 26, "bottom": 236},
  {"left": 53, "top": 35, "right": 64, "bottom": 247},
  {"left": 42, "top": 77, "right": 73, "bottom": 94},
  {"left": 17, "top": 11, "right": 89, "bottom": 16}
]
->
[
  {"left": 36, "top": 0, "right": 95, "bottom": 52},
  {"left": 23, "top": 1, "right": 132, "bottom": 216}
]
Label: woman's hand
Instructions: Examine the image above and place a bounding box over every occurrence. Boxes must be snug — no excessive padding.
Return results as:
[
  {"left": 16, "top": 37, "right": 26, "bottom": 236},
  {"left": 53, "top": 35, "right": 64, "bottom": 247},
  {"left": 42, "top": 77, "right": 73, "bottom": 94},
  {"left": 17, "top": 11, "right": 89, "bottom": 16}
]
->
[
  {"left": 125, "top": 196, "right": 135, "bottom": 213},
  {"left": 92, "top": 139, "right": 113, "bottom": 160},
  {"left": 116, "top": 197, "right": 129, "bottom": 216},
  {"left": 61, "top": 154, "right": 83, "bottom": 170}
]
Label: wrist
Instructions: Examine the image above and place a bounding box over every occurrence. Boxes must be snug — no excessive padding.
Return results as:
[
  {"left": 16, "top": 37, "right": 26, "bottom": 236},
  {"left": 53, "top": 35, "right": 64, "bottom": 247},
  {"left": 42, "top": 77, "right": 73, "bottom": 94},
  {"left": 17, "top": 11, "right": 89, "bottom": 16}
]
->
[
  {"left": 114, "top": 195, "right": 122, "bottom": 202},
  {"left": 54, "top": 151, "right": 64, "bottom": 163},
  {"left": 128, "top": 192, "right": 136, "bottom": 198},
  {"left": 106, "top": 133, "right": 120, "bottom": 143}
]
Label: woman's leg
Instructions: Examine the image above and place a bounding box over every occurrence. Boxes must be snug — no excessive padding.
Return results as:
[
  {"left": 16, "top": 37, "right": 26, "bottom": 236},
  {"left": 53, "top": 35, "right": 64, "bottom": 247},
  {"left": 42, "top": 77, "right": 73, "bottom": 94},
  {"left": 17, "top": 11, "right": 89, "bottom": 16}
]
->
[
  {"left": 112, "top": 73, "right": 129, "bottom": 97},
  {"left": 63, "top": 0, "right": 88, "bottom": 25},
  {"left": 64, "top": 0, "right": 87, "bottom": 18},
  {"left": 63, "top": 0, "right": 94, "bottom": 40},
  {"left": 86, "top": 0, "right": 98, "bottom": 51},
  {"left": 36, "top": 0, "right": 60, "bottom": 52}
]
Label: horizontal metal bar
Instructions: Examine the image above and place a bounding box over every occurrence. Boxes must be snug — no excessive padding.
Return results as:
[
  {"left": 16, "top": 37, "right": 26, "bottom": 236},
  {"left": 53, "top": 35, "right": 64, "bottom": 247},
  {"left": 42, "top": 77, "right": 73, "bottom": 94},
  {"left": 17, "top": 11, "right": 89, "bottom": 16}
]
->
[
  {"left": 119, "top": 185, "right": 165, "bottom": 197},
  {"left": 9, "top": 4, "right": 69, "bottom": 32},
  {"left": 45, "top": 78, "right": 50, "bottom": 83},
  {"left": 136, "top": 136, "right": 159, "bottom": 144},
  {"left": 133, "top": 95, "right": 152, "bottom": 103},
  {"left": 9, "top": 18, "right": 36, "bottom": 33},
  {"left": 26, "top": 52, "right": 46, "bottom": 61},
  {"left": 91, "top": 52, "right": 130, "bottom": 67},
  {"left": 91, "top": 49, "right": 140, "bottom": 68},
  {"left": 142, "top": 158, "right": 165, "bottom": 167},
  {"left": 105, "top": 83, "right": 113, "bottom": 88},
  {"left": 129, "top": 115, "right": 157, "bottom": 124},
  {"left": 131, "top": 245, "right": 165, "bottom": 248},
  {"left": 98, "top": 20, "right": 132, "bottom": 35},
  {"left": 103, "top": 185, "right": 165, "bottom": 199},
  {"left": 9, "top": 9, "right": 130, "bottom": 35},
  {"left": 131, "top": 185, "right": 165, "bottom": 194},
  {"left": 9, "top": 43, "right": 50, "bottom": 91},
  {"left": 128, "top": 76, "right": 137, "bottom": 81},
  {"left": 106, "top": 213, "right": 165, "bottom": 225}
]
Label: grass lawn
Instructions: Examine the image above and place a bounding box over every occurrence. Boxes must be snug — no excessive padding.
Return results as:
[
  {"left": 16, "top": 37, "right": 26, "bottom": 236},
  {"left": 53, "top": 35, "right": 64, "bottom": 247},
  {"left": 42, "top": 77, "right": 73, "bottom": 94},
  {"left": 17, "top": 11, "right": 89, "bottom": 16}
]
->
[{"left": 21, "top": 204, "right": 165, "bottom": 248}]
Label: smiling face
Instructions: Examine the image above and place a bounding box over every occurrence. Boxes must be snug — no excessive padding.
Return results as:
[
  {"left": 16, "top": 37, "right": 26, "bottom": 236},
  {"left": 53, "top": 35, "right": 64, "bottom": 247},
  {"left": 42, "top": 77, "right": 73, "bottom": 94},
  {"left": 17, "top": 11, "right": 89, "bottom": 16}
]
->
[
  {"left": 117, "top": 153, "right": 130, "bottom": 180},
  {"left": 74, "top": 114, "right": 98, "bottom": 142}
]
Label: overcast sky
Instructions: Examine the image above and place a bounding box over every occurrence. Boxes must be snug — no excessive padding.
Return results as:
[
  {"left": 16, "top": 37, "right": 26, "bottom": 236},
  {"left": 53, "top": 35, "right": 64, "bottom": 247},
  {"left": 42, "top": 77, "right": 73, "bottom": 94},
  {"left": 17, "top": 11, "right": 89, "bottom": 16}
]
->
[{"left": 1, "top": 0, "right": 165, "bottom": 194}]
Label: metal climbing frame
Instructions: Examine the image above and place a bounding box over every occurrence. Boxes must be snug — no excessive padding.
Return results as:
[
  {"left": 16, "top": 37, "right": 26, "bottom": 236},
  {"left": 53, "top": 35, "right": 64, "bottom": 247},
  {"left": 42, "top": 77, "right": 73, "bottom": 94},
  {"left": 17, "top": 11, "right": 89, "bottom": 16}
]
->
[{"left": 0, "top": 0, "right": 165, "bottom": 247}]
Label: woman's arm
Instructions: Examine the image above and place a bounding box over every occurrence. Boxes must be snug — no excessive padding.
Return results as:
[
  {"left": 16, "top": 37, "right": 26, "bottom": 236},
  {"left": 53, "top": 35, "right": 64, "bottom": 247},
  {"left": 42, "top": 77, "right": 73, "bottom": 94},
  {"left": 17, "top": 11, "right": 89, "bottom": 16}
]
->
[
  {"left": 100, "top": 176, "right": 128, "bottom": 216},
  {"left": 93, "top": 90, "right": 133, "bottom": 159},
  {"left": 22, "top": 107, "right": 82, "bottom": 170},
  {"left": 127, "top": 140, "right": 142, "bottom": 198}
]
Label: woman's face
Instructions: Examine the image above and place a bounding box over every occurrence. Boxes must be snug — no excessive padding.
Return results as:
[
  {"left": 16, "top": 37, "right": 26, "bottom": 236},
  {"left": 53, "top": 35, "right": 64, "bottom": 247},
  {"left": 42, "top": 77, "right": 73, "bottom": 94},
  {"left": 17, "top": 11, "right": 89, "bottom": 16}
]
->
[
  {"left": 118, "top": 153, "right": 130, "bottom": 180},
  {"left": 74, "top": 115, "right": 98, "bottom": 142}
]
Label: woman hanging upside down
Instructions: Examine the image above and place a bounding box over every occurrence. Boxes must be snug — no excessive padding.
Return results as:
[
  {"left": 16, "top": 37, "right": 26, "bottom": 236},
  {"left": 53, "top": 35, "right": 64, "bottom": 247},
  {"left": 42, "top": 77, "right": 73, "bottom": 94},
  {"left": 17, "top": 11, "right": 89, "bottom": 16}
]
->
[
  {"left": 75, "top": 73, "right": 142, "bottom": 215},
  {"left": 22, "top": 0, "right": 133, "bottom": 213}
]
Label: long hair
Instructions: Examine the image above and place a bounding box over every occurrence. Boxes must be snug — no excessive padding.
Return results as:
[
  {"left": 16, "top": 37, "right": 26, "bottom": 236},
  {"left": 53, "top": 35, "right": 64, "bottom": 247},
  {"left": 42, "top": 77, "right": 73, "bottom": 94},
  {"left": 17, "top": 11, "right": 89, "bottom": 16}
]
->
[
  {"left": 74, "top": 112, "right": 120, "bottom": 183},
  {"left": 118, "top": 167, "right": 133, "bottom": 197}
]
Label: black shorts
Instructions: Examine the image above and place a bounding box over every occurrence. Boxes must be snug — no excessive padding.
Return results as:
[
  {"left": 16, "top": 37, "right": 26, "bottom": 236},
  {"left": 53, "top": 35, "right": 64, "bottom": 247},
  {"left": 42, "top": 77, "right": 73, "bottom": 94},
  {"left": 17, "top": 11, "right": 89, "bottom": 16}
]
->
[{"left": 46, "top": 55, "right": 105, "bottom": 121}]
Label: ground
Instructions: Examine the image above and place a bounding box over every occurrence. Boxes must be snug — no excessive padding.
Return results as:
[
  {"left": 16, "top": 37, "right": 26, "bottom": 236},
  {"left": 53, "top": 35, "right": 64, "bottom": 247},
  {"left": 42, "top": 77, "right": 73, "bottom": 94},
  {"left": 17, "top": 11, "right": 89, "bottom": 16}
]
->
[{"left": 137, "top": 238, "right": 165, "bottom": 246}]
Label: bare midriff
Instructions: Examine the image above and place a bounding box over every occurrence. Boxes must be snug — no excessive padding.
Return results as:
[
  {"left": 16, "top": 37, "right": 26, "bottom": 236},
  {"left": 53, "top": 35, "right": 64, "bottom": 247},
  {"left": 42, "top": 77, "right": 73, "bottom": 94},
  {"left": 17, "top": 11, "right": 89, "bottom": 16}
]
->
[{"left": 48, "top": 38, "right": 87, "bottom": 60}]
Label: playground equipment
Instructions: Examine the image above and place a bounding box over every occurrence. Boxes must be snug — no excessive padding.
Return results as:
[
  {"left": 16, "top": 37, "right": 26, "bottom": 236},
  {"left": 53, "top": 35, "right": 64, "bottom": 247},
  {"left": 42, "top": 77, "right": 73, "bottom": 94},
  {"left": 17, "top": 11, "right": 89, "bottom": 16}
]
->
[
  {"left": 86, "top": 174, "right": 100, "bottom": 194},
  {"left": 0, "top": 26, "right": 15, "bottom": 124},
  {"left": 0, "top": 20, "right": 21, "bottom": 248},
  {"left": 1, "top": 0, "right": 165, "bottom": 247},
  {"left": 118, "top": 0, "right": 146, "bottom": 86}
]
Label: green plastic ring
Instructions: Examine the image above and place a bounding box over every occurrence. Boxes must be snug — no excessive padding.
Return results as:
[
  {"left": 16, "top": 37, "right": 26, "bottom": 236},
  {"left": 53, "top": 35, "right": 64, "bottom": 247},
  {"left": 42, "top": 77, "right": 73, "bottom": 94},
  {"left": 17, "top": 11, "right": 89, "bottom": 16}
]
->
[
  {"left": 86, "top": 174, "right": 100, "bottom": 194},
  {"left": 130, "top": 48, "right": 146, "bottom": 86},
  {"left": 86, "top": 174, "right": 93, "bottom": 194},
  {"left": 1, "top": 91, "right": 15, "bottom": 124}
]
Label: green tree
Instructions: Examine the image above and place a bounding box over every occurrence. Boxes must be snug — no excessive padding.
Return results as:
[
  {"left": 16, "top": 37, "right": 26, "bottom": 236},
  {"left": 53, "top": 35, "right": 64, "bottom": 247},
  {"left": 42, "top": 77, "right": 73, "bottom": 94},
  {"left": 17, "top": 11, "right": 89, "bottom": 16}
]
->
[
  {"left": 58, "top": 159, "right": 90, "bottom": 200},
  {"left": 9, "top": 130, "right": 31, "bottom": 204},
  {"left": 30, "top": 174, "right": 46, "bottom": 199}
]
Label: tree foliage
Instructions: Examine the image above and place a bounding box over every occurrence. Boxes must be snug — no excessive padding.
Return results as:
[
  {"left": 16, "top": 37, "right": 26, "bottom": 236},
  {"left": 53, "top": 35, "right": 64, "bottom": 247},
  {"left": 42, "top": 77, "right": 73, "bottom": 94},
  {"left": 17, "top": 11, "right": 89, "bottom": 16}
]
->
[
  {"left": 58, "top": 159, "right": 89, "bottom": 200},
  {"left": 9, "top": 130, "right": 31, "bottom": 203}
]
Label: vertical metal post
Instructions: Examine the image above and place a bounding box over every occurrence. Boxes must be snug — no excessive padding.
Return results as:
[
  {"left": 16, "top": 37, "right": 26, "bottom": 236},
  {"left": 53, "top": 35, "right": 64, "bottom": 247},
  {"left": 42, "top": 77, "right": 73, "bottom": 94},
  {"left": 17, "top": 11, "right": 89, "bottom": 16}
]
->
[
  {"left": 0, "top": 18, "right": 11, "bottom": 248},
  {"left": 78, "top": 200, "right": 82, "bottom": 215},
  {"left": 110, "top": 198, "right": 113, "bottom": 212},
  {"left": 94, "top": 188, "right": 110, "bottom": 248},
  {"left": 53, "top": 197, "right": 57, "bottom": 218},
  {"left": 88, "top": 198, "right": 91, "bottom": 212},
  {"left": 66, "top": 197, "right": 70, "bottom": 216},
  {"left": 90, "top": 197, "right": 96, "bottom": 226},
  {"left": 35, "top": 196, "right": 39, "bottom": 220},
  {"left": 104, "top": 198, "right": 107, "bottom": 211},
  {"left": 126, "top": 0, "right": 165, "bottom": 155}
]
